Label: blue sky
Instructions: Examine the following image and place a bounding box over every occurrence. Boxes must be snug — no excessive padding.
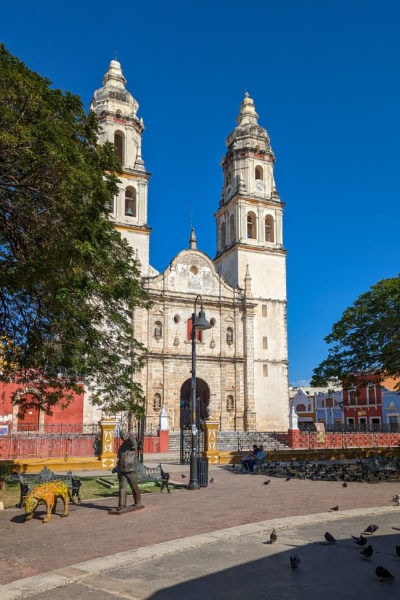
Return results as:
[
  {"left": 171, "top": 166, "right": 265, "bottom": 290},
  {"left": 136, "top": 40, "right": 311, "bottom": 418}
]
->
[{"left": 2, "top": 1, "right": 399, "bottom": 385}]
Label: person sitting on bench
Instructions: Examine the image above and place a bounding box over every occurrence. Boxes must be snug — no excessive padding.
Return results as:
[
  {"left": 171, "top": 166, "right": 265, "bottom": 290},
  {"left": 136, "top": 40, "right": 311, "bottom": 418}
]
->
[
  {"left": 241, "top": 445, "right": 259, "bottom": 472},
  {"left": 249, "top": 445, "right": 266, "bottom": 472}
]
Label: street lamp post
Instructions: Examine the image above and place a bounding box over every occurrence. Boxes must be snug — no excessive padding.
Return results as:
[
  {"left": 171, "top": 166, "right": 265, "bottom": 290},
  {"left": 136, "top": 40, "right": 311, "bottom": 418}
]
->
[{"left": 188, "top": 294, "right": 211, "bottom": 490}]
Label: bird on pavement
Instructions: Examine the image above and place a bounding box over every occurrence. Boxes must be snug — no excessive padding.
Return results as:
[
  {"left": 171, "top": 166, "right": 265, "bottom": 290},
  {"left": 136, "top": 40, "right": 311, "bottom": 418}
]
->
[
  {"left": 375, "top": 566, "right": 395, "bottom": 581},
  {"left": 330, "top": 505, "right": 339, "bottom": 511},
  {"left": 395, "top": 545, "right": 400, "bottom": 558},
  {"left": 352, "top": 534, "right": 368, "bottom": 546},
  {"left": 290, "top": 553, "right": 301, "bottom": 569},
  {"left": 364, "top": 524, "right": 379, "bottom": 534},
  {"left": 181, "top": 474, "right": 186, "bottom": 479},
  {"left": 342, "top": 482, "right": 348, "bottom": 488},
  {"left": 209, "top": 477, "right": 214, "bottom": 484},
  {"left": 263, "top": 480, "right": 271, "bottom": 485},
  {"left": 360, "top": 545, "right": 374, "bottom": 560},
  {"left": 324, "top": 532, "right": 336, "bottom": 544},
  {"left": 270, "top": 529, "right": 278, "bottom": 544}
]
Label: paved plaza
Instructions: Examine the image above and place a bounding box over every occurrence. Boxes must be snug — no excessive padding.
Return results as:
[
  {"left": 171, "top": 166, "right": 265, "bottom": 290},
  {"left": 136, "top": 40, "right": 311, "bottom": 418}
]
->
[{"left": 1, "top": 458, "right": 400, "bottom": 599}]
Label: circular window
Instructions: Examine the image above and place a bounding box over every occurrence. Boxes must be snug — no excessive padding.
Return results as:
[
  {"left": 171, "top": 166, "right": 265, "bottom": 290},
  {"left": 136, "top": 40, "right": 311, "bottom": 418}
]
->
[
  {"left": 190, "top": 266, "right": 198, "bottom": 275},
  {"left": 174, "top": 315, "right": 180, "bottom": 324}
]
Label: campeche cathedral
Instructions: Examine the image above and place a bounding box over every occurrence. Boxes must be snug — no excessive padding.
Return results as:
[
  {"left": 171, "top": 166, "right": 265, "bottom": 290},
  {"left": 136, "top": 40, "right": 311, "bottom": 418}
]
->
[{"left": 88, "top": 59, "right": 289, "bottom": 433}]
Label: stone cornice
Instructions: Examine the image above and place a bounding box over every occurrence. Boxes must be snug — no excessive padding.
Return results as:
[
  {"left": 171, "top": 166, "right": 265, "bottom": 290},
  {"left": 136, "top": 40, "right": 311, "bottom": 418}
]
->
[
  {"left": 141, "top": 287, "right": 258, "bottom": 310},
  {"left": 120, "top": 170, "right": 151, "bottom": 181},
  {"left": 146, "top": 352, "right": 246, "bottom": 364},
  {"left": 115, "top": 224, "right": 151, "bottom": 234},
  {"left": 214, "top": 243, "right": 287, "bottom": 262},
  {"left": 216, "top": 194, "right": 285, "bottom": 213}
]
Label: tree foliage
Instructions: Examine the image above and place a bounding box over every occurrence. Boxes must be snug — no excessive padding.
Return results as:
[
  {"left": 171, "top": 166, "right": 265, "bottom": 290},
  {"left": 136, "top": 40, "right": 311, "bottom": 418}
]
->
[
  {"left": 0, "top": 44, "right": 149, "bottom": 416},
  {"left": 311, "top": 275, "right": 400, "bottom": 390}
]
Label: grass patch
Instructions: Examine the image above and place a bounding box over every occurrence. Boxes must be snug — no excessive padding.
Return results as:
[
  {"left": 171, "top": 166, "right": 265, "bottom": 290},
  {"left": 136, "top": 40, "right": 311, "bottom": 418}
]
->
[{"left": 0, "top": 477, "right": 177, "bottom": 510}]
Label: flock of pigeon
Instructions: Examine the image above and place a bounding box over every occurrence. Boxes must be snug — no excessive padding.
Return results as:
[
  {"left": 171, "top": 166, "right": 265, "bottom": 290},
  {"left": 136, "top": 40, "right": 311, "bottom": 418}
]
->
[
  {"left": 268, "top": 523, "right": 399, "bottom": 582},
  {"left": 258, "top": 460, "right": 367, "bottom": 482}
]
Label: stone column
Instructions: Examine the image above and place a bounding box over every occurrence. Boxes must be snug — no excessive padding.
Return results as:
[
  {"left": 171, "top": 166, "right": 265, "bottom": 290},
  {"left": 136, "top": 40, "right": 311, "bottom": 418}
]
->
[
  {"left": 99, "top": 416, "right": 117, "bottom": 470},
  {"left": 204, "top": 421, "right": 220, "bottom": 464}
]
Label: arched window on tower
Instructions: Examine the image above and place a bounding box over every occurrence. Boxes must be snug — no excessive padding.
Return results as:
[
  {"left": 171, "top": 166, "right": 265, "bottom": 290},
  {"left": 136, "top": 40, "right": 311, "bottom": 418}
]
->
[
  {"left": 247, "top": 212, "right": 256, "bottom": 239},
  {"left": 229, "top": 214, "right": 235, "bottom": 243},
  {"left": 125, "top": 187, "right": 136, "bottom": 217},
  {"left": 265, "top": 215, "right": 274, "bottom": 242},
  {"left": 220, "top": 222, "right": 226, "bottom": 248},
  {"left": 114, "top": 132, "right": 124, "bottom": 164},
  {"left": 255, "top": 165, "right": 263, "bottom": 180},
  {"left": 105, "top": 196, "right": 115, "bottom": 213}
]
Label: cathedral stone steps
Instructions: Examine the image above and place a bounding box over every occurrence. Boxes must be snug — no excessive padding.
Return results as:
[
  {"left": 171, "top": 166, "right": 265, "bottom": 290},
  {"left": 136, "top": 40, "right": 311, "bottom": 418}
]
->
[{"left": 167, "top": 431, "right": 290, "bottom": 453}]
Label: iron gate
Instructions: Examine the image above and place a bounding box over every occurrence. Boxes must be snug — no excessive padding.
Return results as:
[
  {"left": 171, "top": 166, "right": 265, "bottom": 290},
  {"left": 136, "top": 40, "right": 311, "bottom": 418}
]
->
[{"left": 180, "top": 404, "right": 204, "bottom": 465}]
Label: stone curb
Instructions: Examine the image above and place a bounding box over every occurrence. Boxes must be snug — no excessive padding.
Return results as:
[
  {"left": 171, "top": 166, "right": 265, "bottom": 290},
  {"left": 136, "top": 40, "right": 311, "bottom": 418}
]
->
[{"left": 2, "top": 504, "right": 397, "bottom": 600}]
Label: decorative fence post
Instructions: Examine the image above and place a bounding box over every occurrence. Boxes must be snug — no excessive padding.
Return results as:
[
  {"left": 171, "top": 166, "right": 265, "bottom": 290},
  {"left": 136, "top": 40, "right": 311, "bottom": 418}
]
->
[
  {"left": 287, "top": 403, "right": 301, "bottom": 448},
  {"left": 158, "top": 406, "right": 170, "bottom": 452},
  {"left": 204, "top": 421, "right": 219, "bottom": 464},
  {"left": 99, "top": 416, "right": 117, "bottom": 470}
]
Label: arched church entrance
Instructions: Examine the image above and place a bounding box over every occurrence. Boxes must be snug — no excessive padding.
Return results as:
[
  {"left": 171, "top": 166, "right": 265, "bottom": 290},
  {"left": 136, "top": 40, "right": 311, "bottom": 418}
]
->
[{"left": 179, "top": 378, "right": 210, "bottom": 464}]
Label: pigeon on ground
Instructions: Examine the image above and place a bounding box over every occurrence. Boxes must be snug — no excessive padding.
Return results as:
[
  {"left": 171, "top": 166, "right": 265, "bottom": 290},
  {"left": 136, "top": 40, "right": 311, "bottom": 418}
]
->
[
  {"left": 364, "top": 524, "right": 379, "bottom": 534},
  {"left": 352, "top": 534, "right": 368, "bottom": 546},
  {"left": 324, "top": 532, "right": 336, "bottom": 544},
  {"left": 209, "top": 477, "right": 214, "bottom": 484},
  {"left": 395, "top": 545, "right": 400, "bottom": 558},
  {"left": 360, "top": 545, "right": 374, "bottom": 560},
  {"left": 270, "top": 529, "right": 278, "bottom": 544},
  {"left": 342, "top": 482, "right": 348, "bottom": 488},
  {"left": 290, "top": 553, "right": 301, "bottom": 568},
  {"left": 330, "top": 505, "right": 339, "bottom": 511},
  {"left": 375, "top": 566, "right": 394, "bottom": 581},
  {"left": 181, "top": 474, "right": 186, "bottom": 479},
  {"left": 263, "top": 480, "right": 271, "bottom": 485}
]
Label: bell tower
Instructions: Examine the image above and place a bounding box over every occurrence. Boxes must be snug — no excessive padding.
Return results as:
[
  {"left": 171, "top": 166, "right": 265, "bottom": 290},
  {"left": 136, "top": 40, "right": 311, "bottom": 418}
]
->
[
  {"left": 90, "top": 60, "right": 151, "bottom": 273},
  {"left": 214, "top": 93, "right": 289, "bottom": 430}
]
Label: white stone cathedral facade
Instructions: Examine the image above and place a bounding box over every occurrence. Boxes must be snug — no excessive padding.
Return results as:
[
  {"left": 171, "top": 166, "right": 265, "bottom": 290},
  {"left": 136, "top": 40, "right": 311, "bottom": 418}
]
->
[{"left": 89, "top": 60, "right": 289, "bottom": 433}]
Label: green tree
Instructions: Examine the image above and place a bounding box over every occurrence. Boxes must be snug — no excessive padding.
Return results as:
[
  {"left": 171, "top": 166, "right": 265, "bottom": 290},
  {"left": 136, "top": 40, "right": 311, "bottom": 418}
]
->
[
  {"left": 311, "top": 275, "right": 400, "bottom": 390},
  {"left": 0, "top": 44, "right": 149, "bottom": 416}
]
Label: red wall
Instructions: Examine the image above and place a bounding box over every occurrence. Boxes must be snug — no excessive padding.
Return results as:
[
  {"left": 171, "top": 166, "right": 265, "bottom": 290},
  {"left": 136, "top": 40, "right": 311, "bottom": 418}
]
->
[{"left": 0, "top": 381, "right": 84, "bottom": 432}]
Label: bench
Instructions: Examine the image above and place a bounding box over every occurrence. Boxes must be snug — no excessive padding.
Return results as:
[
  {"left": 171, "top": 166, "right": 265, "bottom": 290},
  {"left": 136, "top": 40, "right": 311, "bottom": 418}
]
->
[
  {"left": 14, "top": 466, "right": 82, "bottom": 508},
  {"left": 240, "top": 451, "right": 267, "bottom": 473},
  {"left": 136, "top": 463, "right": 170, "bottom": 493},
  {"left": 360, "top": 455, "right": 400, "bottom": 482}
]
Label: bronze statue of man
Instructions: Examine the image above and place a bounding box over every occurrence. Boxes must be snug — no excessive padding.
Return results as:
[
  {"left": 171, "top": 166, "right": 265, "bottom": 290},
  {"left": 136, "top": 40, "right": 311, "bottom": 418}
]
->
[{"left": 116, "top": 429, "right": 141, "bottom": 511}]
